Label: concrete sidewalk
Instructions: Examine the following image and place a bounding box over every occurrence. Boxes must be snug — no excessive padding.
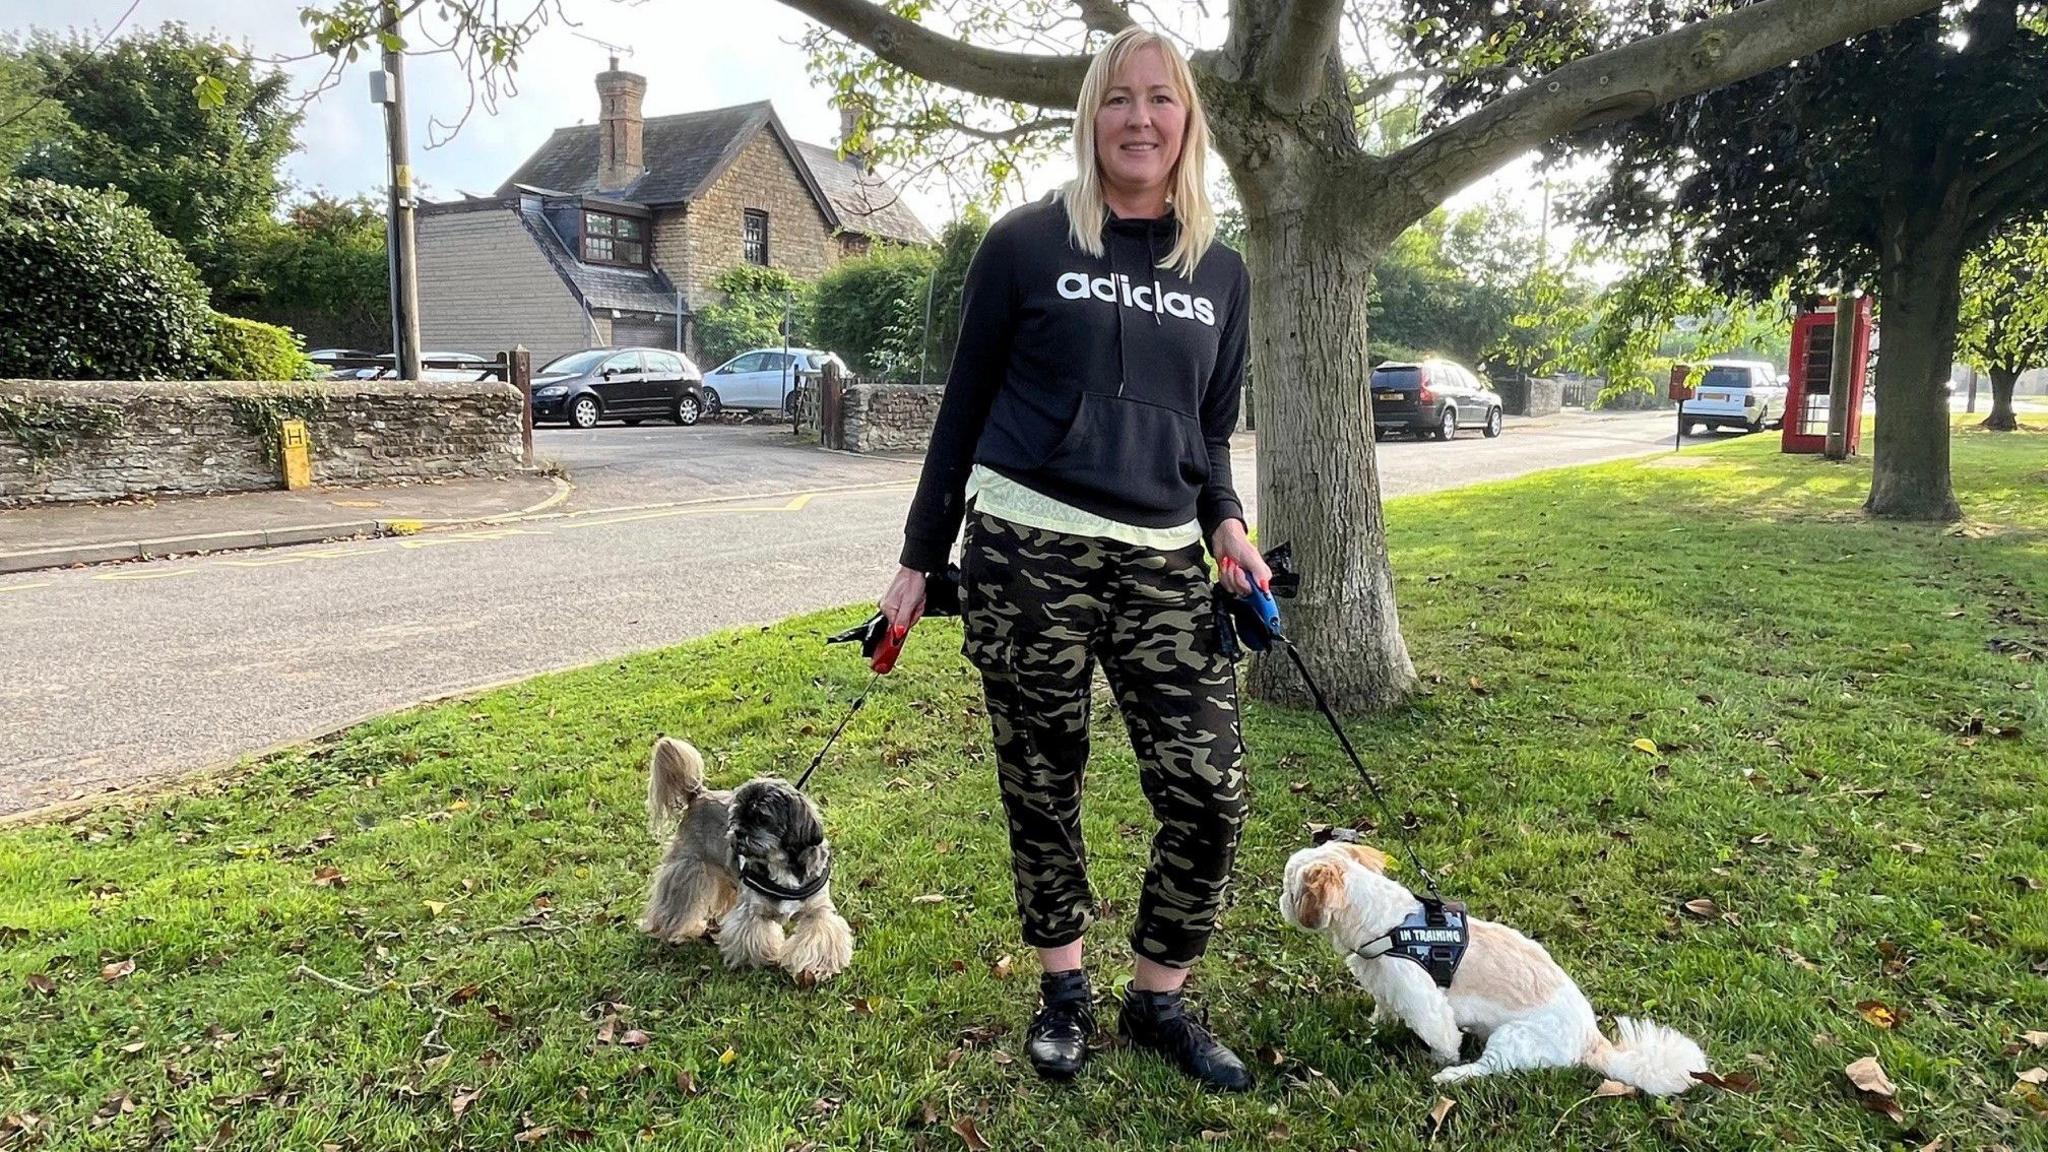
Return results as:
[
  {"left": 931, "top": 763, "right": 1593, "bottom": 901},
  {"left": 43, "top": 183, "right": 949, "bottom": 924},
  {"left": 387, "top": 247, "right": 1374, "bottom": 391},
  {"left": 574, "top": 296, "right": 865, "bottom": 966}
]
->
[{"left": 0, "top": 473, "right": 570, "bottom": 574}]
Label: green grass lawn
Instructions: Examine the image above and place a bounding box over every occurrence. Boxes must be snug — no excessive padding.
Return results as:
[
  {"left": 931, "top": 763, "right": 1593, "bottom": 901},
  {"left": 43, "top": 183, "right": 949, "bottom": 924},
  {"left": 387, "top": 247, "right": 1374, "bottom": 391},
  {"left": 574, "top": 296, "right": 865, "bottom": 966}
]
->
[{"left": 4, "top": 426, "right": 2045, "bottom": 1151}]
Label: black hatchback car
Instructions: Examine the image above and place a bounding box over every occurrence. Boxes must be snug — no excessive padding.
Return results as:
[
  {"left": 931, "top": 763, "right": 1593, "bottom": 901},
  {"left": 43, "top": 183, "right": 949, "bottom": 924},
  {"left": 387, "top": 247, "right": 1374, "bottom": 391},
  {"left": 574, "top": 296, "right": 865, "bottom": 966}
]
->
[
  {"left": 531, "top": 347, "right": 706, "bottom": 428},
  {"left": 1368, "top": 359, "right": 1505, "bottom": 441}
]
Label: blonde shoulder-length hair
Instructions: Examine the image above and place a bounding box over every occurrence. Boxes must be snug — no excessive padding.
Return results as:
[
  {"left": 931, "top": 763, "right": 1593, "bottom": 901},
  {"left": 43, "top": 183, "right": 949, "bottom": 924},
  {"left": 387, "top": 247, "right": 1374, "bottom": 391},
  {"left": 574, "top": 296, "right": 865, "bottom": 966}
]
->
[{"left": 1060, "top": 26, "right": 1217, "bottom": 281}]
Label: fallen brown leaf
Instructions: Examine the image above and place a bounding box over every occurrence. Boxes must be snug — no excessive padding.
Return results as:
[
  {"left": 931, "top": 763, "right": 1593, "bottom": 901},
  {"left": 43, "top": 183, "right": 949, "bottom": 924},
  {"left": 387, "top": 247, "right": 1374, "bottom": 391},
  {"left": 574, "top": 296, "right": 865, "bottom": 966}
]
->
[
  {"left": 1691, "top": 1069, "right": 1761, "bottom": 1094},
  {"left": 1680, "top": 898, "right": 1720, "bottom": 919},
  {"left": 1916, "top": 1138, "right": 1944, "bottom": 1152},
  {"left": 2018, "top": 1067, "right": 2048, "bottom": 1086},
  {"left": 514, "top": 1125, "right": 553, "bottom": 1144},
  {"left": 24, "top": 973, "right": 56, "bottom": 997},
  {"left": 447, "top": 983, "right": 481, "bottom": 1006},
  {"left": 310, "top": 866, "right": 345, "bottom": 888},
  {"left": 1856, "top": 1000, "right": 1899, "bottom": 1030},
  {"left": 1200, "top": 1131, "right": 1228, "bottom": 1143},
  {"left": 851, "top": 998, "right": 874, "bottom": 1017},
  {"left": 450, "top": 1087, "right": 481, "bottom": 1119},
  {"left": 2023, "top": 1031, "right": 2048, "bottom": 1049},
  {"left": 1593, "top": 1079, "right": 1637, "bottom": 1098},
  {"left": 117, "top": 1041, "right": 146, "bottom": 1056},
  {"left": 99, "top": 959, "right": 135, "bottom": 983},
  {"left": 1467, "top": 676, "right": 1488, "bottom": 696},
  {"left": 911, "top": 894, "right": 947, "bottom": 905},
  {"left": 951, "top": 1116, "right": 991, "bottom": 1151},
  {"left": 619, "top": 1029, "right": 651, "bottom": 1049},
  {"left": 1426, "top": 1096, "right": 1456, "bottom": 1140},
  {"left": 1845, "top": 1056, "right": 1906, "bottom": 1124},
  {"left": 991, "top": 955, "right": 1014, "bottom": 981},
  {"left": 675, "top": 1069, "right": 698, "bottom": 1096}
]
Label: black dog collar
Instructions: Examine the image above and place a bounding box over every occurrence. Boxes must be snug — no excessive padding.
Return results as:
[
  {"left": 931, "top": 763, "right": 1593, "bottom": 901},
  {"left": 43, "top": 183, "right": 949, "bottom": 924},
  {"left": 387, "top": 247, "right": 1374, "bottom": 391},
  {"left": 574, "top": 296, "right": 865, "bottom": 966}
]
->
[
  {"left": 1354, "top": 897, "right": 1469, "bottom": 988},
  {"left": 735, "top": 849, "right": 831, "bottom": 903}
]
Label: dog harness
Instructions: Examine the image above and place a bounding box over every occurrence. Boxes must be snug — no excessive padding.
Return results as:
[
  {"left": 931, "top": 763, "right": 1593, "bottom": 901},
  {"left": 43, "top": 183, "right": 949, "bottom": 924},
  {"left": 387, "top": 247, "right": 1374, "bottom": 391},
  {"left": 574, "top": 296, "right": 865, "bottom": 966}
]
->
[
  {"left": 734, "top": 849, "right": 831, "bottom": 904},
  {"left": 1353, "top": 897, "right": 1470, "bottom": 988}
]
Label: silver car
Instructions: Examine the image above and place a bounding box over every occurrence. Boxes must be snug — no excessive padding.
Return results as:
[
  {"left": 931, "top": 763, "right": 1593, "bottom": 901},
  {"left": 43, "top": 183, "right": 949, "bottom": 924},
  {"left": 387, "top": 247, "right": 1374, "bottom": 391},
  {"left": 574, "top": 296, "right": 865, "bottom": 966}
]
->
[{"left": 701, "top": 347, "right": 850, "bottom": 414}]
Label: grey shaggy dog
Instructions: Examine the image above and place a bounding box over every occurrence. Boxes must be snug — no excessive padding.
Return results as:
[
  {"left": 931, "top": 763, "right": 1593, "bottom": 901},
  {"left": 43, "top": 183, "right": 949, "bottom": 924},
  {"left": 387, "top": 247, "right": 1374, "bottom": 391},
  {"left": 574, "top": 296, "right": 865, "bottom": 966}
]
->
[{"left": 640, "top": 736, "right": 854, "bottom": 983}]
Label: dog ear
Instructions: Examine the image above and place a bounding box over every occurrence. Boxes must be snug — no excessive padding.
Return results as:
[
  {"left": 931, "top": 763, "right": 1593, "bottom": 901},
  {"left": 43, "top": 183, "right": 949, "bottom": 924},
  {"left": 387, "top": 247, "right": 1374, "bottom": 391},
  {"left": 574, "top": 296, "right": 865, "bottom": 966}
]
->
[
  {"left": 1338, "top": 842, "right": 1393, "bottom": 874},
  {"left": 1292, "top": 860, "right": 1345, "bottom": 930}
]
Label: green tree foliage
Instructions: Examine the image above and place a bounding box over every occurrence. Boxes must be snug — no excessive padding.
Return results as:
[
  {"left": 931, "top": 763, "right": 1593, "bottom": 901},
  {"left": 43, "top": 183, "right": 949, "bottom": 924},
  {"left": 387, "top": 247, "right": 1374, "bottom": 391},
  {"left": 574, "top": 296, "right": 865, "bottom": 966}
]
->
[
  {"left": 0, "top": 179, "right": 214, "bottom": 380},
  {"left": 229, "top": 193, "right": 390, "bottom": 349},
  {"left": 811, "top": 245, "right": 937, "bottom": 376},
  {"left": 12, "top": 23, "right": 299, "bottom": 295},
  {"left": 0, "top": 45, "right": 66, "bottom": 171},
  {"left": 1372, "top": 196, "right": 1553, "bottom": 367},
  {"left": 697, "top": 266, "right": 813, "bottom": 368},
  {"left": 1958, "top": 220, "right": 2048, "bottom": 430}
]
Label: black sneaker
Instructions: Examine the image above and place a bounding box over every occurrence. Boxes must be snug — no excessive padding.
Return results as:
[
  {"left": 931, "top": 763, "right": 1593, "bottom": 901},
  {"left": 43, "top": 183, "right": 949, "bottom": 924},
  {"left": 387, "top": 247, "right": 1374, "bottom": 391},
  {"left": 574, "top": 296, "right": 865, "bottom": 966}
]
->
[
  {"left": 1025, "top": 969, "right": 1096, "bottom": 1080},
  {"left": 1116, "top": 988, "right": 1251, "bottom": 1092}
]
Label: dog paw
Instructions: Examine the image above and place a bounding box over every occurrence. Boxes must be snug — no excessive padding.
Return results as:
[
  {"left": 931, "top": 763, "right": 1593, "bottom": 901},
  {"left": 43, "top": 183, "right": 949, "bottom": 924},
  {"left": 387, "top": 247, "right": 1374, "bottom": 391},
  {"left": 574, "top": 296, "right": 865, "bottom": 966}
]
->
[
  {"left": 782, "top": 913, "right": 854, "bottom": 984},
  {"left": 1431, "top": 1063, "right": 1484, "bottom": 1084}
]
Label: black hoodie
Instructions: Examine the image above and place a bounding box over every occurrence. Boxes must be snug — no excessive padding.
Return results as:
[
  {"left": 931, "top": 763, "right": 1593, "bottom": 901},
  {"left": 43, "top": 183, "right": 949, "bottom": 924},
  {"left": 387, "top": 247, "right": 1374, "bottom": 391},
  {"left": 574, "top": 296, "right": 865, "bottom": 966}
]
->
[{"left": 899, "top": 193, "right": 1250, "bottom": 573}]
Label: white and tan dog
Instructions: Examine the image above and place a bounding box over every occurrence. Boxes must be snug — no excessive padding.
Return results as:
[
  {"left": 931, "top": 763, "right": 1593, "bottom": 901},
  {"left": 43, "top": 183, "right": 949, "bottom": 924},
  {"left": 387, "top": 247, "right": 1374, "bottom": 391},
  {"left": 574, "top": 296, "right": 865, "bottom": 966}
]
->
[{"left": 1280, "top": 839, "right": 1708, "bottom": 1095}]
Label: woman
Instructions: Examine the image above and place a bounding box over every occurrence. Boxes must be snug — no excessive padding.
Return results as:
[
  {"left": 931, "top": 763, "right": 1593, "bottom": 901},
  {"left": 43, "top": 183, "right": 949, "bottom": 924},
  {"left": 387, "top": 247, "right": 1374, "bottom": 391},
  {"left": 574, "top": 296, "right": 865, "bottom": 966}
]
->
[{"left": 878, "top": 27, "right": 1271, "bottom": 1091}]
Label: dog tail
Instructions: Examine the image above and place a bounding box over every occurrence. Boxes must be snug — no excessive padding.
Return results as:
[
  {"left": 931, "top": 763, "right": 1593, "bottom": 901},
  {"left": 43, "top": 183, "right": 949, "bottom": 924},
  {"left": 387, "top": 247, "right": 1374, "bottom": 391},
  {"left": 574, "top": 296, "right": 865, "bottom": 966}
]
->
[
  {"left": 647, "top": 736, "right": 708, "bottom": 838},
  {"left": 1582, "top": 1016, "right": 1708, "bottom": 1097}
]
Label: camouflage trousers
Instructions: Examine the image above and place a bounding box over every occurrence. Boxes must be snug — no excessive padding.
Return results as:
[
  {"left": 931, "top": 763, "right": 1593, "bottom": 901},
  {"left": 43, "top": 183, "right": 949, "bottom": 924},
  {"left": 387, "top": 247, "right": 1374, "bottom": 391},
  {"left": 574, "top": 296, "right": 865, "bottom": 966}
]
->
[{"left": 961, "top": 512, "right": 1248, "bottom": 969}]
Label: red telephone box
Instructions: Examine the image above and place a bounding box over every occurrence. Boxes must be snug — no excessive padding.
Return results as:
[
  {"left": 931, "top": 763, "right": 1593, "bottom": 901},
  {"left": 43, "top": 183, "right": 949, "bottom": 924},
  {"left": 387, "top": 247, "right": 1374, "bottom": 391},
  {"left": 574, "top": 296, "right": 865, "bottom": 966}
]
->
[{"left": 1783, "top": 296, "right": 1874, "bottom": 454}]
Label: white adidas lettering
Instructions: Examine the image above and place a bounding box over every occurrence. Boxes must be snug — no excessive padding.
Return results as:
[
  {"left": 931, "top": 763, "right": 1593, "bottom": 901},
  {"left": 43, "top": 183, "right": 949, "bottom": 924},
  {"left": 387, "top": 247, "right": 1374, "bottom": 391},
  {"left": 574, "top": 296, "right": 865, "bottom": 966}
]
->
[{"left": 1055, "top": 270, "right": 1217, "bottom": 327}]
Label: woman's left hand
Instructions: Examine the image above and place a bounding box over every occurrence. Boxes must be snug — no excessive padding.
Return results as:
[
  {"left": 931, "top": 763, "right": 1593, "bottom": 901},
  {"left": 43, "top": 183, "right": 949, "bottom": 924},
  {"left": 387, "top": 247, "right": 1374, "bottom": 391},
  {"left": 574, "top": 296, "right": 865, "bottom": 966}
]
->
[{"left": 1210, "top": 520, "right": 1271, "bottom": 598}]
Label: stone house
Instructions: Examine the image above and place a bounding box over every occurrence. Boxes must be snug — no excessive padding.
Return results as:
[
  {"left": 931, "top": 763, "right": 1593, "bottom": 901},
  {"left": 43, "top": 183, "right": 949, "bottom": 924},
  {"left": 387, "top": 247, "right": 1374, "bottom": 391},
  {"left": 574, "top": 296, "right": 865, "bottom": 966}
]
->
[{"left": 416, "top": 60, "right": 929, "bottom": 366}]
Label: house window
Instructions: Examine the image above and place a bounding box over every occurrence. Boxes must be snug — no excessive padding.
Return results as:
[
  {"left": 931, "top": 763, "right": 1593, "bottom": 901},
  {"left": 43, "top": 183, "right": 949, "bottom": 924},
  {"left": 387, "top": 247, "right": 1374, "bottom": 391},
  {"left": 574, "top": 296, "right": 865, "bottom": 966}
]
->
[
  {"left": 582, "top": 211, "right": 646, "bottom": 267},
  {"left": 743, "top": 209, "right": 769, "bottom": 266}
]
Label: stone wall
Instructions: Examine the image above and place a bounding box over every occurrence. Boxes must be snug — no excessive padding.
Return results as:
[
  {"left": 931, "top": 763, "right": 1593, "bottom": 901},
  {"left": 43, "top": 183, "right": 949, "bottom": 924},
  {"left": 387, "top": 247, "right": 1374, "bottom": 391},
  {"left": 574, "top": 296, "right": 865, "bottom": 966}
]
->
[
  {"left": 841, "top": 382, "right": 943, "bottom": 454},
  {"left": 675, "top": 131, "right": 838, "bottom": 307},
  {"left": 0, "top": 379, "right": 526, "bottom": 505},
  {"left": 1494, "top": 375, "right": 1562, "bottom": 418}
]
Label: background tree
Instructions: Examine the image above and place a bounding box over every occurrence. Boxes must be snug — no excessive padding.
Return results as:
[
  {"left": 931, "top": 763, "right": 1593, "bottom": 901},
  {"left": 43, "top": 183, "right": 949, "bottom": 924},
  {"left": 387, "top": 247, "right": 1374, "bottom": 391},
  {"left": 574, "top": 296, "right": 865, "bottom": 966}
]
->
[
  {"left": 1957, "top": 218, "right": 2048, "bottom": 431},
  {"left": 1574, "top": 2, "right": 2048, "bottom": 520},
  {"left": 11, "top": 23, "right": 299, "bottom": 296},
  {"left": 228, "top": 193, "right": 391, "bottom": 350},
  {"left": 300, "top": 0, "right": 1945, "bottom": 708},
  {"left": 698, "top": 266, "right": 816, "bottom": 371},
  {"left": 0, "top": 43, "right": 68, "bottom": 171}
]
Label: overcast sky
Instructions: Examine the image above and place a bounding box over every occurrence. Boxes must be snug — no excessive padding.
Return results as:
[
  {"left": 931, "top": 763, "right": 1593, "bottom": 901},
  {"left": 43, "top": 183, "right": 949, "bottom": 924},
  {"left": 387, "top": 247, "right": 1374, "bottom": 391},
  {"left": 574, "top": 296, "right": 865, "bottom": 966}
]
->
[{"left": 3, "top": 0, "right": 1553, "bottom": 239}]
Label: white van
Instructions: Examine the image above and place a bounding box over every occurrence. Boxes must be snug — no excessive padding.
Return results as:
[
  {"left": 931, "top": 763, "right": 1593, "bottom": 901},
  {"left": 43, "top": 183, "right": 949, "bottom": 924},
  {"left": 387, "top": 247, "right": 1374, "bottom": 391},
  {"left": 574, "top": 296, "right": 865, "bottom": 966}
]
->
[{"left": 1681, "top": 360, "right": 1786, "bottom": 434}]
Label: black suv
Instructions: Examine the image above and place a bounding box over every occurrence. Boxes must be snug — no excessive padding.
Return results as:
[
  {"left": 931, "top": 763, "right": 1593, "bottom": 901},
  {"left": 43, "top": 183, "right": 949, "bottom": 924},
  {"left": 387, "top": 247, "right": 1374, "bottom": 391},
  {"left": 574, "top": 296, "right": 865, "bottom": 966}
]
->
[
  {"left": 532, "top": 348, "right": 707, "bottom": 428},
  {"left": 1368, "top": 359, "right": 1505, "bottom": 441}
]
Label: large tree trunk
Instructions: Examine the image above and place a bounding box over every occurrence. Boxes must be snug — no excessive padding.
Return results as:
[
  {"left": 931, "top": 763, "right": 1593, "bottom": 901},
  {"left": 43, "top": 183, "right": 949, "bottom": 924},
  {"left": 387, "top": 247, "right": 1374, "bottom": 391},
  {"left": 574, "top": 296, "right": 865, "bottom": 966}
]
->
[
  {"left": 1233, "top": 166, "right": 1418, "bottom": 709},
  {"left": 1867, "top": 212, "right": 1965, "bottom": 521},
  {"left": 1982, "top": 367, "right": 2020, "bottom": 431}
]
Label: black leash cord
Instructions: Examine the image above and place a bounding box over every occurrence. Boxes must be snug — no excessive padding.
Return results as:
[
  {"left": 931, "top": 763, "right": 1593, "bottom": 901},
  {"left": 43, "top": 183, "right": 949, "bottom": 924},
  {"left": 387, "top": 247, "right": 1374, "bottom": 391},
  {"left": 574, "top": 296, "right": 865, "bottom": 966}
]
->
[
  {"left": 795, "top": 668, "right": 882, "bottom": 792},
  {"left": 1276, "top": 636, "right": 1444, "bottom": 899}
]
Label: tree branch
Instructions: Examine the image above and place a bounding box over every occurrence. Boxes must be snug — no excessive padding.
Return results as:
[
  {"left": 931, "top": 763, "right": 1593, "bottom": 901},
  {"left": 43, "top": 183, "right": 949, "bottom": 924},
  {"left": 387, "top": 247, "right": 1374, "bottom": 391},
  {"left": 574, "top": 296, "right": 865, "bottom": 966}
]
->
[
  {"left": 1350, "top": 65, "right": 1453, "bottom": 106},
  {"left": 1385, "top": 0, "right": 1945, "bottom": 211},
  {"left": 774, "top": 0, "right": 1093, "bottom": 108},
  {"left": 1967, "top": 136, "right": 2048, "bottom": 241},
  {"left": 1071, "top": 0, "right": 1136, "bottom": 36},
  {"left": 1261, "top": 0, "right": 1347, "bottom": 108},
  {"left": 880, "top": 113, "right": 1074, "bottom": 142}
]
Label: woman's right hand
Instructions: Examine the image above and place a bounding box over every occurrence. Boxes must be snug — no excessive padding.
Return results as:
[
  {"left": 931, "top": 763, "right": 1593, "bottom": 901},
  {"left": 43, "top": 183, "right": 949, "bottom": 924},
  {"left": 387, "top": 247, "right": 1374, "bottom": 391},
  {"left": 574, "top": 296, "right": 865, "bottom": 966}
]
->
[{"left": 880, "top": 566, "right": 928, "bottom": 634}]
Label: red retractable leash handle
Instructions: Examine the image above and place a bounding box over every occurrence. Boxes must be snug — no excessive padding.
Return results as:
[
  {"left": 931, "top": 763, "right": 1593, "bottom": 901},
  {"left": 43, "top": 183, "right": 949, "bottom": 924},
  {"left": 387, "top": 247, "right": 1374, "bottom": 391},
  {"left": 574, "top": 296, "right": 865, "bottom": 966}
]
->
[{"left": 870, "top": 625, "right": 908, "bottom": 674}]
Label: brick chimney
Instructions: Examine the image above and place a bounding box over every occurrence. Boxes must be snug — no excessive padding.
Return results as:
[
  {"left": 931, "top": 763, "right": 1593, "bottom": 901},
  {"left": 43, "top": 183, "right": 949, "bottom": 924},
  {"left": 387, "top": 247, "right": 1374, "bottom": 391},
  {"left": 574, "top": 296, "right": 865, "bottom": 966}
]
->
[
  {"left": 838, "top": 97, "right": 868, "bottom": 173},
  {"left": 595, "top": 56, "right": 647, "bottom": 192}
]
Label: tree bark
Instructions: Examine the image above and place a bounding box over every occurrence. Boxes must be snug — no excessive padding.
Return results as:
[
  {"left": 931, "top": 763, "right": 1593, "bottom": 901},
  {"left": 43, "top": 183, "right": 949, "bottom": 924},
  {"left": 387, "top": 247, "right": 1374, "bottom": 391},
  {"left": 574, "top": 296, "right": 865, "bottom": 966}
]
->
[
  {"left": 1231, "top": 162, "right": 1418, "bottom": 708},
  {"left": 1982, "top": 367, "right": 2020, "bottom": 430},
  {"left": 1867, "top": 211, "right": 1965, "bottom": 520}
]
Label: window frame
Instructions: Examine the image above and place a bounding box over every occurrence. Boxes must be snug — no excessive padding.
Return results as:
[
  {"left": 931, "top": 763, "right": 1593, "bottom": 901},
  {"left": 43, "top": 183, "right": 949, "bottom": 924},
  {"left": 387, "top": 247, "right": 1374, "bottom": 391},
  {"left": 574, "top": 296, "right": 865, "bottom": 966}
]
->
[
  {"left": 581, "top": 210, "right": 648, "bottom": 268},
  {"left": 742, "top": 209, "right": 770, "bottom": 266}
]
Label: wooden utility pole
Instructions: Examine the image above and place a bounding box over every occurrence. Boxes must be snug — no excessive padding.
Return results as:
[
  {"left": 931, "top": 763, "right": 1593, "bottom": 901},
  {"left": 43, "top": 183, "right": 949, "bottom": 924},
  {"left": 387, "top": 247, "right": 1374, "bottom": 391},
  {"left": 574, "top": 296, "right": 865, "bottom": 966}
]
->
[{"left": 375, "top": 2, "right": 423, "bottom": 381}]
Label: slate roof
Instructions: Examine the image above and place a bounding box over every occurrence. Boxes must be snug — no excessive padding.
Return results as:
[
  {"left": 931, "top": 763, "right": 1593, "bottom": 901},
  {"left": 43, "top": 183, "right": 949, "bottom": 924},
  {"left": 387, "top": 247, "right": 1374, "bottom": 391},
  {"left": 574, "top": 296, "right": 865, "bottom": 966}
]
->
[
  {"left": 495, "top": 100, "right": 928, "bottom": 242},
  {"left": 796, "top": 141, "right": 932, "bottom": 245}
]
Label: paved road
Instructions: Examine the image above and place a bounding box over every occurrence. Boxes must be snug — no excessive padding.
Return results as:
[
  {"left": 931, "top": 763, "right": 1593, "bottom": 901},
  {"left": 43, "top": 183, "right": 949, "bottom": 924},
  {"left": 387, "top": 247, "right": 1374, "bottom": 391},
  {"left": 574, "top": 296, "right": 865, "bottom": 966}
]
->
[{"left": 2, "top": 412, "right": 1677, "bottom": 816}]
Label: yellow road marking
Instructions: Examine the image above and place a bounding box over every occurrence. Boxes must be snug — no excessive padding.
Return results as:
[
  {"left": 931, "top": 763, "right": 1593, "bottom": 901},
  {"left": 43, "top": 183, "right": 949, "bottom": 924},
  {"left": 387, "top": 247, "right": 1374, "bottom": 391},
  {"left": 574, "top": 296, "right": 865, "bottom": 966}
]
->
[
  {"left": 557, "top": 494, "right": 818, "bottom": 531},
  {"left": 93, "top": 568, "right": 197, "bottom": 582},
  {"left": 0, "top": 582, "right": 50, "bottom": 594}
]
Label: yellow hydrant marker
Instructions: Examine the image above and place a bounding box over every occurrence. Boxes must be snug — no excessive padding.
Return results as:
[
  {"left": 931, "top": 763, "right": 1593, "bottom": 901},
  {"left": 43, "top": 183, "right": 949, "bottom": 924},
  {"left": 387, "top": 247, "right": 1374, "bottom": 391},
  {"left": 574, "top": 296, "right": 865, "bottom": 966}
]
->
[{"left": 279, "top": 419, "right": 312, "bottom": 490}]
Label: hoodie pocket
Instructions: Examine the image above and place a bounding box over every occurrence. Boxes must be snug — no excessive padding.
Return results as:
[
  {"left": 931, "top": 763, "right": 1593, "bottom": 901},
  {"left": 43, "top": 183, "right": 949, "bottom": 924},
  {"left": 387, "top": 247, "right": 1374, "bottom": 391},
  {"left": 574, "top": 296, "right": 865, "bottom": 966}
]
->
[{"left": 1037, "top": 392, "right": 1206, "bottom": 504}]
